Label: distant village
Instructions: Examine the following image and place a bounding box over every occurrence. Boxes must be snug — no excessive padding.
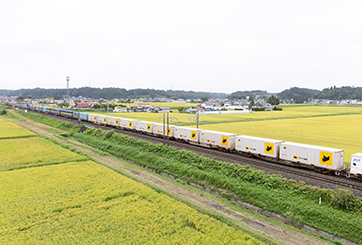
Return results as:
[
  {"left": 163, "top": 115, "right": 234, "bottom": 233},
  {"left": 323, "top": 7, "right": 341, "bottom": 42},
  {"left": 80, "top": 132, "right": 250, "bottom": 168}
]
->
[{"left": 2, "top": 94, "right": 362, "bottom": 114}]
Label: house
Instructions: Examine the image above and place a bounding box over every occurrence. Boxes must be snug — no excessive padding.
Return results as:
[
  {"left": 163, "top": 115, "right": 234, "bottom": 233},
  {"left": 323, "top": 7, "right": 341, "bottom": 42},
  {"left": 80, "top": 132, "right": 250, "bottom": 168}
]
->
[
  {"left": 76, "top": 102, "right": 90, "bottom": 108},
  {"left": 159, "top": 107, "right": 171, "bottom": 113},
  {"left": 113, "top": 106, "right": 128, "bottom": 113}
]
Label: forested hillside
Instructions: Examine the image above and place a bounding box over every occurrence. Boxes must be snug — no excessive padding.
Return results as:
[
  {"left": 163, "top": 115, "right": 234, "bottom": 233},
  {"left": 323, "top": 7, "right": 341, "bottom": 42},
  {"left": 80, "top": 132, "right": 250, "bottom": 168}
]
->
[{"left": 314, "top": 86, "right": 362, "bottom": 100}]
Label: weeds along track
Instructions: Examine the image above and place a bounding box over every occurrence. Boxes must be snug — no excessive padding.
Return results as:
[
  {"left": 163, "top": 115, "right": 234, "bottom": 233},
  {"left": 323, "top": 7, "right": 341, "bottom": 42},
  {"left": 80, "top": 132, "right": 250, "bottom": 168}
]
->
[{"left": 31, "top": 111, "right": 362, "bottom": 196}]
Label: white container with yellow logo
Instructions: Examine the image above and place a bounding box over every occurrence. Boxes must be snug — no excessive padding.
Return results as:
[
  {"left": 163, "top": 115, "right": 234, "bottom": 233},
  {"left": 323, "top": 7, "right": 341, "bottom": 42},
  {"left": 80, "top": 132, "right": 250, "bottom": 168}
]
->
[
  {"left": 121, "top": 118, "right": 139, "bottom": 130},
  {"left": 96, "top": 115, "right": 108, "bottom": 125},
  {"left": 235, "top": 135, "right": 284, "bottom": 158},
  {"left": 152, "top": 123, "right": 175, "bottom": 137},
  {"left": 107, "top": 116, "right": 121, "bottom": 127},
  {"left": 136, "top": 121, "right": 153, "bottom": 133},
  {"left": 279, "top": 142, "right": 344, "bottom": 170},
  {"left": 174, "top": 126, "right": 200, "bottom": 143},
  {"left": 88, "top": 114, "right": 96, "bottom": 123},
  {"left": 199, "top": 130, "right": 237, "bottom": 150}
]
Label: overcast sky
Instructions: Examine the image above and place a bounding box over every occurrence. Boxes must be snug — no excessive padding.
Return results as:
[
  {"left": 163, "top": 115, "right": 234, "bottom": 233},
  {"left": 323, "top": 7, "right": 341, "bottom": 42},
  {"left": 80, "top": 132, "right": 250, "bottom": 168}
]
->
[{"left": 1, "top": 0, "right": 361, "bottom": 93}]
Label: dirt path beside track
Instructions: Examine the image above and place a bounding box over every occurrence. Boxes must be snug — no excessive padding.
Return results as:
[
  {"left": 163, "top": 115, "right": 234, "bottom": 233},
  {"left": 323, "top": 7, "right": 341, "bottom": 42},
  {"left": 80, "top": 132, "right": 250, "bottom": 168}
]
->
[{"left": 3, "top": 111, "right": 340, "bottom": 245}]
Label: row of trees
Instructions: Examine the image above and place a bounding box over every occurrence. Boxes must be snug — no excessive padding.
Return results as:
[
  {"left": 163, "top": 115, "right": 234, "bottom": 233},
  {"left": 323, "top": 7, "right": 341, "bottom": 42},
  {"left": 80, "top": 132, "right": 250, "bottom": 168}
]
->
[{"left": 2, "top": 87, "right": 228, "bottom": 100}]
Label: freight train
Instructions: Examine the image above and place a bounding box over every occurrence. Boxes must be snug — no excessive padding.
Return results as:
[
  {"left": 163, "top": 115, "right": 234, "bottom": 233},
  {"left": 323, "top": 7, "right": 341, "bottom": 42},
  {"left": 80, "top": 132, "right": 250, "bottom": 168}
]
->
[{"left": 18, "top": 104, "right": 362, "bottom": 181}]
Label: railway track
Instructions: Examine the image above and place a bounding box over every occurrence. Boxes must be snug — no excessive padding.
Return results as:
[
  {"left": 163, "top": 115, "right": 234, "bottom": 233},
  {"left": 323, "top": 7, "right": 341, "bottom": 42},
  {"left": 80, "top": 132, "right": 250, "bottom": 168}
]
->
[{"left": 28, "top": 110, "right": 362, "bottom": 196}]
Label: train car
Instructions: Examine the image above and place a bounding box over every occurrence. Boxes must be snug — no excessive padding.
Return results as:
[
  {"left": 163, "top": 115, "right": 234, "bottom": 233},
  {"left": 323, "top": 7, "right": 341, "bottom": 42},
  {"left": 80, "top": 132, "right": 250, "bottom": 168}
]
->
[
  {"left": 45, "top": 107, "right": 60, "bottom": 115},
  {"left": 73, "top": 112, "right": 89, "bottom": 121},
  {"left": 235, "top": 135, "right": 284, "bottom": 159},
  {"left": 121, "top": 118, "right": 138, "bottom": 130},
  {"left": 351, "top": 153, "right": 362, "bottom": 179},
  {"left": 96, "top": 115, "right": 108, "bottom": 125},
  {"left": 279, "top": 142, "right": 344, "bottom": 173},
  {"left": 135, "top": 121, "right": 153, "bottom": 133},
  {"left": 174, "top": 126, "right": 200, "bottom": 143},
  {"left": 152, "top": 123, "right": 175, "bottom": 137},
  {"left": 60, "top": 109, "right": 73, "bottom": 118},
  {"left": 107, "top": 116, "right": 121, "bottom": 127},
  {"left": 199, "top": 130, "right": 237, "bottom": 150},
  {"left": 42, "top": 107, "right": 46, "bottom": 112},
  {"left": 88, "top": 114, "right": 97, "bottom": 123}
]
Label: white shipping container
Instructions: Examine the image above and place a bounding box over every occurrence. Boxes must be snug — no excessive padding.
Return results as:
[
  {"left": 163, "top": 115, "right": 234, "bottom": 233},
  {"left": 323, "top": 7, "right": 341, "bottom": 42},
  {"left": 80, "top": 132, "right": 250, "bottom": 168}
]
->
[
  {"left": 152, "top": 123, "right": 175, "bottom": 137},
  {"left": 199, "top": 130, "right": 237, "bottom": 150},
  {"left": 280, "top": 142, "right": 344, "bottom": 170},
  {"left": 351, "top": 153, "right": 362, "bottom": 175},
  {"left": 136, "top": 121, "right": 153, "bottom": 133},
  {"left": 96, "top": 115, "right": 108, "bottom": 125},
  {"left": 107, "top": 116, "right": 121, "bottom": 127},
  {"left": 174, "top": 126, "right": 200, "bottom": 143},
  {"left": 88, "top": 114, "right": 96, "bottom": 123},
  {"left": 235, "top": 135, "right": 284, "bottom": 158},
  {"left": 121, "top": 118, "right": 138, "bottom": 130}
]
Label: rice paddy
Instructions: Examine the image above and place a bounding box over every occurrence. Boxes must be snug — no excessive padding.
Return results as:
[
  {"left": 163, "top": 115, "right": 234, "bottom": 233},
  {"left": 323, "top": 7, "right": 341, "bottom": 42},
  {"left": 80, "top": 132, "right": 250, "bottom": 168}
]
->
[
  {"left": 0, "top": 137, "right": 87, "bottom": 171},
  {"left": 0, "top": 161, "right": 261, "bottom": 244},
  {"left": 0, "top": 112, "right": 261, "bottom": 244},
  {"left": 0, "top": 120, "right": 36, "bottom": 139}
]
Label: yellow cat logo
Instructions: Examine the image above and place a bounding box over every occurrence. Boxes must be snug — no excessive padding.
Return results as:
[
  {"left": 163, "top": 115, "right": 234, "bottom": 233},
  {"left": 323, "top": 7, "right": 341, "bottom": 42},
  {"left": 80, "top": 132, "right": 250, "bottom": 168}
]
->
[
  {"left": 221, "top": 136, "right": 228, "bottom": 146},
  {"left": 147, "top": 124, "right": 151, "bottom": 131},
  {"left": 94, "top": 116, "right": 96, "bottom": 121},
  {"left": 319, "top": 151, "right": 333, "bottom": 166},
  {"left": 191, "top": 131, "right": 197, "bottom": 140},
  {"left": 129, "top": 122, "right": 132, "bottom": 128},
  {"left": 104, "top": 118, "right": 106, "bottom": 123},
  {"left": 116, "top": 119, "right": 119, "bottom": 124},
  {"left": 264, "top": 143, "right": 274, "bottom": 155}
]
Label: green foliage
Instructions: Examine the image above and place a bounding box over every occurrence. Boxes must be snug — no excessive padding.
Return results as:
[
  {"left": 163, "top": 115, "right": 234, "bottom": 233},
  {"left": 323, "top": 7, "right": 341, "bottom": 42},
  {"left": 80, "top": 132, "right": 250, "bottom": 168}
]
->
[
  {"left": 20, "top": 111, "right": 83, "bottom": 133},
  {"left": 0, "top": 110, "right": 6, "bottom": 115},
  {"left": 293, "top": 95, "right": 308, "bottom": 103},
  {"left": 315, "top": 86, "right": 362, "bottom": 100},
  {"left": 331, "top": 189, "right": 358, "bottom": 211},
  {"left": 266, "top": 95, "right": 280, "bottom": 105},
  {"left": 3, "top": 87, "right": 228, "bottom": 100},
  {"left": 200, "top": 97, "right": 208, "bottom": 102},
  {"left": 248, "top": 96, "right": 255, "bottom": 107},
  {"left": 228, "top": 90, "right": 269, "bottom": 100},
  {"left": 277, "top": 87, "right": 320, "bottom": 100},
  {"left": 72, "top": 129, "right": 362, "bottom": 244}
]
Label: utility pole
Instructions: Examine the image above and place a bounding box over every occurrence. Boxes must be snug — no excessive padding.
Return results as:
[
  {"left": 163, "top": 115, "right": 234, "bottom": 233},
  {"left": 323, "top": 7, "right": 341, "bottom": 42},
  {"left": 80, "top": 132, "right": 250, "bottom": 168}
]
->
[
  {"left": 66, "top": 76, "right": 70, "bottom": 103},
  {"left": 78, "top": 106, "right": 80, "bottom": 125},
  {"left": 107, "top": 102, "right": 109, "bottom": 116},
  {"left": 163, "top": 114, "right": 166, "bottom": 145},
  {"left": 167, "top": 112, "right": 169, "bottom": 145},
  {"left": 196, "top": 111, "right": 199, "bottom": 129}
]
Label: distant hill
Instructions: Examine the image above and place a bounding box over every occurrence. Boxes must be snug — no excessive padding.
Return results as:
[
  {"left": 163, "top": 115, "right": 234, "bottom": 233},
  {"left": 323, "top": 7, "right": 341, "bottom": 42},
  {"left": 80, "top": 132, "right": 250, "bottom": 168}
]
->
[
  {"left": 277, "top": 87, "right": 320, "bottom": 100},
  {"left": 2, "top": 87, "right": 228, "bottom": 100},
  {"left": 228, "top": 90, "right": 269, "bottom": 100},
  {"left": 314, "top": 86, "right": 362, "bottom": 100}
]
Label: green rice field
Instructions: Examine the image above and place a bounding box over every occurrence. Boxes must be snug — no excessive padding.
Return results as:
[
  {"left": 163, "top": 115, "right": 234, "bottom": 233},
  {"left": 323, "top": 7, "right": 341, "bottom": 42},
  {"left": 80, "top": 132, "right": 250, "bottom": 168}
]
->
[{"left": 0, "top": 120, "right": 36, "bottom": 139}]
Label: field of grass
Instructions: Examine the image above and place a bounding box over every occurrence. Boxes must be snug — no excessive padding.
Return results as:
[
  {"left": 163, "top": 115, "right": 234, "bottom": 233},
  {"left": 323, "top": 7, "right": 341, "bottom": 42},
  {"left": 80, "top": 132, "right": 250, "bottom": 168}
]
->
[
  {"left": 0, "top": 120, "right": 36, "bottom": 139},
  {"left": 95, "top": 105, "right": 362, "bottom": 126},
  {"left": 0, "top": 137, "right": 87, "bottom": 171},
  {"left": 120, "top": 101, "right": 199, "bottom": 109},
  {"left": 0, "top": 160, "right": 261, "bottom": 244}
]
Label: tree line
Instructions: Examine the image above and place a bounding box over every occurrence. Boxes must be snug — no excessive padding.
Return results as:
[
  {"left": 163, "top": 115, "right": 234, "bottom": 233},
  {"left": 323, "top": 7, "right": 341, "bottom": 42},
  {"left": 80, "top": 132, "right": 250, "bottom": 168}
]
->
[{"left": 2, "top": 87, "right": 228, "bottom": 100}]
